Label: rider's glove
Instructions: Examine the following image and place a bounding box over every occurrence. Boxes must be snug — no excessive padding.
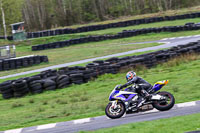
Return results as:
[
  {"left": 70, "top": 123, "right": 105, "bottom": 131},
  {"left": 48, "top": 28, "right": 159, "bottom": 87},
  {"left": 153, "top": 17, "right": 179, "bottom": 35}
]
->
[{"left": 132, "top": 84, "right": 139, "bottom": 89}]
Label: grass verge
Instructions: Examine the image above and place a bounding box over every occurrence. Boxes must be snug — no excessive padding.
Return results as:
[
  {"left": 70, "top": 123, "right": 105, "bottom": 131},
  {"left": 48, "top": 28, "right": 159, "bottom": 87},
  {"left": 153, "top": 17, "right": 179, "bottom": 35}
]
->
[
  {"left": 0, "top": 54, "right": 200, "bottom": 131},
  {"left": 80, "top": 113, "right": 200, "bottom": 133}
]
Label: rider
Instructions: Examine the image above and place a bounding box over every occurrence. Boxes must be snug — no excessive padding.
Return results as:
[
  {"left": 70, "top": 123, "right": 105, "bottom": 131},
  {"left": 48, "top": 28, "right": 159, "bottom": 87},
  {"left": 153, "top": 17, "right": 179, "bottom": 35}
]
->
[{"left": 118, "top": 71, "right": 152, "bottom": 108}]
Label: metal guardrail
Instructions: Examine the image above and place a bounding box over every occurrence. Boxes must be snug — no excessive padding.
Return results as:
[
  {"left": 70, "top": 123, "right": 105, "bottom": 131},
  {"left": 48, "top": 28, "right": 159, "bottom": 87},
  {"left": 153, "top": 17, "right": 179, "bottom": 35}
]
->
[{"left": 0, "top": 45, "right": 16, "bottom": 60}]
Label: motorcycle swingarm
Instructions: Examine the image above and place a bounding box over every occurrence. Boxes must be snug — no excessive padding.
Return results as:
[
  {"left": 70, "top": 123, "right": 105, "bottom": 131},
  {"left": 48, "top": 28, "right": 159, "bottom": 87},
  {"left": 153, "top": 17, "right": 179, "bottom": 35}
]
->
[{"left": 151, "top": 94, "right": 166, "bottom": 100}]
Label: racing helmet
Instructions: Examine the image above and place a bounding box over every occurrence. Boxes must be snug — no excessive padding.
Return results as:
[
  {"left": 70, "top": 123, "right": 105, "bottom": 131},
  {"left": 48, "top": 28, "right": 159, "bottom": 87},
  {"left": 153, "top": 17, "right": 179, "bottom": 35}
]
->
[{"left": 126, "top": 71, "right": 136, "bottom": 82}]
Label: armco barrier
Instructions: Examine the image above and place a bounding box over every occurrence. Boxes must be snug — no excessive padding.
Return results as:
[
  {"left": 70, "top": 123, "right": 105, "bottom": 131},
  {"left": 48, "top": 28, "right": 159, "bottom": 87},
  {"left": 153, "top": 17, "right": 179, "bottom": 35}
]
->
[
  {"left": 27, "top": 12, "right": 200, "bottom": 39},
  {"left": 1, "top": 40, "right": 200, "bottom": 99},
  {"left": 32, "top": 23, "right": 200, "bottom": 51},
  {"left": 0, "top": 55, "right": 48, "bottom": 72}
]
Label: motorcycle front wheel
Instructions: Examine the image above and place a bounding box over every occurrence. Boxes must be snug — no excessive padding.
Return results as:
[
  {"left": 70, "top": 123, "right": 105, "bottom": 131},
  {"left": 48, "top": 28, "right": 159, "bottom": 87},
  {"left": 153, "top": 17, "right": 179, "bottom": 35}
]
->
[
  {"left": 105, "top": 101, "right": 126, "bottom": 119},
  {"left": 153, "top": 91, "right": 175, "bottom": 111}
]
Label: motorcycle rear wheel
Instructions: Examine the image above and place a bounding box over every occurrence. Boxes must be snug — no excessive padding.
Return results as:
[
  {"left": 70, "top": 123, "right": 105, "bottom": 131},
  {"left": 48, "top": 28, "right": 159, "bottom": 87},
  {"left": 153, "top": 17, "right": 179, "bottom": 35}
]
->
[
  {"left": 105, "top": 102, "right": 126, "bottom": 119},
  {"left": 153, "top": 91, "right": 175, "bottom": 111}
]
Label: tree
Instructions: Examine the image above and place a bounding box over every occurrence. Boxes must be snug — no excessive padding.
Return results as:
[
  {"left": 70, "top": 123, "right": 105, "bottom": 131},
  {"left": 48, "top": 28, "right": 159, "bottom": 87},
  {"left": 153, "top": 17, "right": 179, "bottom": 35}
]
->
[
  {"left": 0, "top": 0, "right": 7, "bottom": 39},
  {"left": 0, "top": 0, "right": 200, "bottom": 33}
]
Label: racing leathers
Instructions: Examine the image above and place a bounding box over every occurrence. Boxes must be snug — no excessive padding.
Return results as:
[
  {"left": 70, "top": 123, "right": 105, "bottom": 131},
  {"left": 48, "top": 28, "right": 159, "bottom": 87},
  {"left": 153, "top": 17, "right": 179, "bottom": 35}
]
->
[{"left": 119, "top": 76, "right": 152, "bottom": 107}]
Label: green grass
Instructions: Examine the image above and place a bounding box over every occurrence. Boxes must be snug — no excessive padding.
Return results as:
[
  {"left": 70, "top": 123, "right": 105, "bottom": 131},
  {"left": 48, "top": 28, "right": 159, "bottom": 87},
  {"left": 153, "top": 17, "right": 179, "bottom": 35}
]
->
[
  {"left": 0, "top": 54, "right": 200, "bottom": 131},
  {"left": 80, "top": 113, "right": 200, "bottom": 133}
]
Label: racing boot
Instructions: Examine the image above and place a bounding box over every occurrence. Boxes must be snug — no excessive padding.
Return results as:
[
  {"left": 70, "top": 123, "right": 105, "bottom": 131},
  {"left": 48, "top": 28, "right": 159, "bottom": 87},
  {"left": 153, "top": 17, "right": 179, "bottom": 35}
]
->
[
  {"left": 137, "top": 97, "right": 146, "bottom": 108},
  {"left": 137, "top": 89, "right": 152, "bottom": 108}
]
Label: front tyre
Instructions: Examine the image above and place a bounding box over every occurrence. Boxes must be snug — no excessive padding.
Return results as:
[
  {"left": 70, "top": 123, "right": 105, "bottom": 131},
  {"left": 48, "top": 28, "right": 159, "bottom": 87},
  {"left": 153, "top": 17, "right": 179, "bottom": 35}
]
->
[
  {"left": 105, "top": 101, "right": 126, "bottom": 119},
  {"left": 153, "top": 91, "right": 175, "bottom": 111}
]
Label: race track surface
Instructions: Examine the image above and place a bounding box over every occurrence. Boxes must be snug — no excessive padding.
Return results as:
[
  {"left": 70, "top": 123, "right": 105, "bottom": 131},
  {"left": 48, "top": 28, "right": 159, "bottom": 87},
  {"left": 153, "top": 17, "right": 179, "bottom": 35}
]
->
[{"left": 1, "top": 100, "right": 200, "bottom": 133}]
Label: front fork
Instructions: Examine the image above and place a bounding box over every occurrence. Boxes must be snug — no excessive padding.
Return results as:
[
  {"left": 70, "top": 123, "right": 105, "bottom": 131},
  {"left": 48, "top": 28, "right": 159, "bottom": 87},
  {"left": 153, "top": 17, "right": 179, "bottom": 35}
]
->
[
  {"left": 111, "top": 100, "right": 130, "bottom": 111},
  {"left": 111, "top": 100, "right": 118, "bottom": 109}
]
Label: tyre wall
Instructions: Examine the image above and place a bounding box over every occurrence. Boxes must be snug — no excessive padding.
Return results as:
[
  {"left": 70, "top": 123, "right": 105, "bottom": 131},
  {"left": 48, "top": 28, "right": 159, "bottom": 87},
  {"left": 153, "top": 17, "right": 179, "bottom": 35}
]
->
[
  {"left": 1, "top": 40, "right": 200, "bottom": 99},
  {"left": 27, "top": 12, "right": 200, "bottom": 39},
  {"left": 1, "top": 12, "right": 200, "bottom": 41},
  {"left": 32, "top": 23, "right": 200, "bottom": 51},
  {"left": 0, "top": 36, "right": 13, "bottom": 41},
  {"left": 0, "top": 55, "right": 49, "bottom": 72}
]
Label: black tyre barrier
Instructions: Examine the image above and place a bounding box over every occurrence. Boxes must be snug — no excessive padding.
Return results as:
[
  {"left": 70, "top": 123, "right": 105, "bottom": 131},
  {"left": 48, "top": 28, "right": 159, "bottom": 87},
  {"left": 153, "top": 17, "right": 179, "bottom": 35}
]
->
[
  {"left": 56, "top": 75, "right": 70, "bottom": 88},
  {"left": 1, "top": 40, "right": 200, "bottom": 99},
  {"left": 43, "top": 79, "right": 57, "bottom": 91},
  {"left": 70, "top": 73, "right": 84, "bottom": 85},
  {"left": 0, "top": 55, "right": 49, "bottom": 72},
  {"left": 0, "top": 36, "right": 13, "bottom": 40},
  {"left": 32, "top": 23, "right": 200, "bottom": 51},
  {"left": 12, "top": 79, "right": 29, "bottom": 98},
  {"left": 29, "top": 79, "right": 44, "bottom": 94},
  {"left": 0, "top": 80, "right": 14, "bottom": 99},
  {"left": 27, "top": 12, "right": 200, "bottom": 39}
]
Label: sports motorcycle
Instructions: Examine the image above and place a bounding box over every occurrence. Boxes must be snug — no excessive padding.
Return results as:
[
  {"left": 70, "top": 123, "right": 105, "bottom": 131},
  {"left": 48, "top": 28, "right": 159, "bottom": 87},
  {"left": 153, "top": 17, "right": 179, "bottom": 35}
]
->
[{"left": 105, "top": 80, "right": 175, "bottom": 119}]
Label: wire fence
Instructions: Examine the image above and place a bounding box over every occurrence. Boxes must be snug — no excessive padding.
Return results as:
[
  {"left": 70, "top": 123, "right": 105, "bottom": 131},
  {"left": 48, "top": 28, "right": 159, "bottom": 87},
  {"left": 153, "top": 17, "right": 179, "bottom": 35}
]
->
[{"left": 0, "top": 45, "right": 16, "bottom": 60}]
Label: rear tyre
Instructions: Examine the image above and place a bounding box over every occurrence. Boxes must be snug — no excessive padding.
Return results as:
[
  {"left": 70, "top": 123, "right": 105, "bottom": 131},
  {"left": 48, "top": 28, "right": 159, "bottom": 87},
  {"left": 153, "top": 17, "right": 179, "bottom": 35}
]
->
[
  {"left": 153, "top": 91, "right": 175, "bottom": 111},
  {"left": 105, "top": 101, "right": 126, "bottom": 119}
]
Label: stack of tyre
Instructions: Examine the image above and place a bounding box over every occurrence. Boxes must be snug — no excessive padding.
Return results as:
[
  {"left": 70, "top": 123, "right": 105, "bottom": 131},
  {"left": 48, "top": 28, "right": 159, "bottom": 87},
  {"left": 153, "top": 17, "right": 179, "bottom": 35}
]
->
[
  {"left": 27, "top": 76, "right": 43, "bottom": 94},
  {"left": 31, "top": 23, "right": 200, "bottom": 51},
  {"left": 70, "top": 73, "right": 84, "bottom": 84},
  {"left": 12, "top": 79, "right": 29, "bottom": 97},
  {"left": 43, "top": 79, "right": 57, "bottom": 91},
  {"left": 63, "top": 66, "right": 93, "bottom": 84},
  {"left": 0, "top": 55, "right": 49, "bottom": 71},
  {"left": 27, "top": 12, "right": 200, "bottom": 39},
  {"left": 0, "top": 81, "right": 14, "bottom": 99},
  {"left": 0, "top": 36, "right": 13, "bottom": 40},
  {"left": 56, "top": 75, "right": 70, "bottom": 88}
]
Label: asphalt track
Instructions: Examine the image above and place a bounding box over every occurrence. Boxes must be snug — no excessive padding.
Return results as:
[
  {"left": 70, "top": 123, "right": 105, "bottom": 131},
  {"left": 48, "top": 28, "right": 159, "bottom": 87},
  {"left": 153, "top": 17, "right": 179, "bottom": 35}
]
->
[
  {"left": 1, "top": 101, "right": 200, "bottom": 133},
  {"left": 1, "top": 35, "right": 200, "bottom": 79}
]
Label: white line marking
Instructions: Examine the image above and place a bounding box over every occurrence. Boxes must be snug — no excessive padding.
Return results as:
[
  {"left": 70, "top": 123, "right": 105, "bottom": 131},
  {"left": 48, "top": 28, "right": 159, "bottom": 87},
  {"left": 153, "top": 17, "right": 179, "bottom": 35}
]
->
[
  {"left": 178, "top": 37, "right": 184, "bottom": 39},
  {"left": 37, "top": 123, "right": 56, "bottom": 130},
  {"left": 158, "top": 42, "right": 170, "bottom": 44},
  {"left": 177, "top": 101, "right": 196, "bottom": 108},
  {"left": 193, "top": 35, "right": 200, "bottom": 37},
  {"left": 4, "top": 128, "right": 22, "bottom": 133},
  {"left": 73, "top": 118, "right": 91, "bottom": 124},
  {"left": 168, "top": 37, "right": 176, "bottom": 40},
  {"left": 24, "top": 129, "right": 35, "bottom": 132},
  {"left": 185, "top": 36, "right": 192, "bottom": 38},
  {"left": 161, "top": 38, "right": 169, "bottom": 40},
  {"left": 157, "top": 42, "right": 164, "bottom": 44}
]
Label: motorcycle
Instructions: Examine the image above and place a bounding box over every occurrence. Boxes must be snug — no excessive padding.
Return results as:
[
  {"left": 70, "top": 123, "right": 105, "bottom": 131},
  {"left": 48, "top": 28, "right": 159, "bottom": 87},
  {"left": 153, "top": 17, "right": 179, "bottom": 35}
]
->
[{"left": 105, "top": 80, "right": 175, "bottom": 119}]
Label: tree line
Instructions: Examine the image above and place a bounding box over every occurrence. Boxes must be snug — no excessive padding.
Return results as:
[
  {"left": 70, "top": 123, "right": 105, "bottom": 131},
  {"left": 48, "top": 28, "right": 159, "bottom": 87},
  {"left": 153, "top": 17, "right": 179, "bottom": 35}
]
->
[{"left": 1, "top": 0, "right": 200, "bottom": 35}]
